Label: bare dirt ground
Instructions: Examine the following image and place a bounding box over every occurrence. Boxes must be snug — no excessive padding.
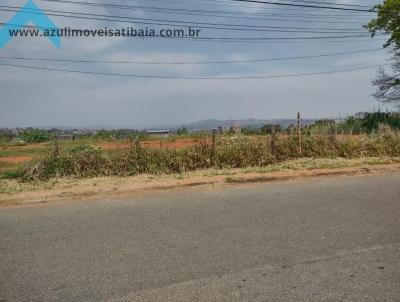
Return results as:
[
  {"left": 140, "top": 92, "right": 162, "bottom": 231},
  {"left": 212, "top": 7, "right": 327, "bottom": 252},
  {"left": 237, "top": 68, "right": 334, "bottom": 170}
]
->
[
  {"left": 1, "top": 158, "right": 400, "bottom": 207},
  {"left": 0, "top": 156, "right": 34, "bottom": 164},
  {"left": 0, "top": 139, "right": 206, "bottom": 176}
]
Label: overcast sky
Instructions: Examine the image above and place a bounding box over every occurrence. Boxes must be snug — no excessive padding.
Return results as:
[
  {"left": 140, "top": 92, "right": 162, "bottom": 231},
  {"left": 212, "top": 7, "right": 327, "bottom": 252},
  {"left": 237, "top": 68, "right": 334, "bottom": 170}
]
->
[{"left": 0, "top": 0, "right": 393, "bottom": 129}]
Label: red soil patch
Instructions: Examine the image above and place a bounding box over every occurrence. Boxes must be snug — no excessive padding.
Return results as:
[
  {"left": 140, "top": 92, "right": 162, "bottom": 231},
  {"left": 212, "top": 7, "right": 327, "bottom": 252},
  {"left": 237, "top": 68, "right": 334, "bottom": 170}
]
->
[
  {"left": 4, "top": 143, "right": 47, "bottom": 151},
  {"left": 0, "top": 156, "right": 33, "bottom": 164},
  {"left": 143, "top": 139, "right": 204, "bottom": 149},
  {"left": 97, "top": 143, "right": 129, "bottom": 150}
]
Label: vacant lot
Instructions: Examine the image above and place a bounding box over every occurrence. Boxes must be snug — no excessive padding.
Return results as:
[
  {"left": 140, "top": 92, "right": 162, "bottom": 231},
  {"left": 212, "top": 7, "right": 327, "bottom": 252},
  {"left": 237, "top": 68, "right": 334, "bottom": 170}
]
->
[
  {"left": 0, "top": 129, "right": 399, "bottom": 183},
  {"left": 0, "top": 137, "right": 204, "bottom": 177}
]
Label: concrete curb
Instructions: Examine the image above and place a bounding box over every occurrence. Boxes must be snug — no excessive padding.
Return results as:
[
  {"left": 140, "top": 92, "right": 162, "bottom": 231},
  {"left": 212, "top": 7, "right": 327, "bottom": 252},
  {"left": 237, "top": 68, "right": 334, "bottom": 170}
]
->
[{"left": 225, "top": 166, "right": 383, "bottom": 184}]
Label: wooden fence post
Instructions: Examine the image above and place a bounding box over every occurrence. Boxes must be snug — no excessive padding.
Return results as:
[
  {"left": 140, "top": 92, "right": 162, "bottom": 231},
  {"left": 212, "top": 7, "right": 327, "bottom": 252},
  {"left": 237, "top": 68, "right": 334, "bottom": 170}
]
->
[
  {"left": 53, "top": 133, "right": 59, "bottom": 160},
  {"left": 271, "top": 126, "right": 277, "bottom": 159},
  {"left": 211, "top": 129, "right": 217, "bottom": 164},
  {"left": 134, "top": 135, "right": 140, "bottom": 150},
  {"left": 297, "top": 112, "right": 302, "bottom": 156}
]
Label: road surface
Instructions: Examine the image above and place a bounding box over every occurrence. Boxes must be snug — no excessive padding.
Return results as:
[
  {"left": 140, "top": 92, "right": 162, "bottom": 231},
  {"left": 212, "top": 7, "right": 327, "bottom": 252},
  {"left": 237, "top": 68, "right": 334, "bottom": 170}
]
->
[{"left": 1, "top": 173, "right": 399, "bottom": 301}]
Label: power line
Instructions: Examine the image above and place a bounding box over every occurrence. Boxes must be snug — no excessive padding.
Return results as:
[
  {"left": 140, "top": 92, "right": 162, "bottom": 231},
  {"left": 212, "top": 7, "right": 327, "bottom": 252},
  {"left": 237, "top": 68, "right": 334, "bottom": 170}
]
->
[
  {"left": 39, "top": 0, "right": 373, "bottom": 21},
  {"left": 112, "top": 0, "right": 375, "bottom": 15},
  {"left": 0, "top": 22, "right": 375, "bottom": 41},
  {"left": 0, "top": 48, "right": 383, "bottom": 65},
  {"left": 0, "top": 6, "right": 369, "bottom": 33},
  {"left": 269, "top": 0, "right": 373, "bottom": 8},
  {"left": 1, "top": 21, "right": 384, "bottom": 43},
  {"left": 103, "top": 0, "right": 372, "bottom": 11},
  {"left": 227, "top": 0, "right": 376, "bottom": 12},
  {"left": 102, "top": 0, "right": 374, "bottom": 9},
  {"left": 0, "top": 21, "right": 385, "bottom": 43},
  {"left": 0, "top": 61, "right": 389, "bottom": 80},
  {"left": 202, "top": 0, "right": 374, "bottom": 8}
]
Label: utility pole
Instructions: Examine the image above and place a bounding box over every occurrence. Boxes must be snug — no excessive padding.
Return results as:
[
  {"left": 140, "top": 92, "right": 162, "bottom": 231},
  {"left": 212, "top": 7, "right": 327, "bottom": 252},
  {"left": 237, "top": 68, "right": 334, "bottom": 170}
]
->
[{"left": 297, "top": 112, "right": 302, "bottom": 156}]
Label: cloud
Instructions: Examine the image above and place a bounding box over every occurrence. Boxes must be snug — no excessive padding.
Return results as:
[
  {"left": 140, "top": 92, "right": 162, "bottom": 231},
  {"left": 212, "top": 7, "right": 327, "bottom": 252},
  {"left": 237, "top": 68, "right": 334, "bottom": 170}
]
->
[{"left": 0, "top": 0, "right": 388, "bottom": 128}]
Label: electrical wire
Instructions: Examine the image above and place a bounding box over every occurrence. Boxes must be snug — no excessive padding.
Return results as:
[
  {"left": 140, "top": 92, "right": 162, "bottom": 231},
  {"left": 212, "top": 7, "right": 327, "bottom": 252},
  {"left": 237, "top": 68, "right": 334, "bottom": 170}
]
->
[
  {"left": 38, "top": 0, "right": 374, "bottom": 22},
  {"left": 0, "top": 48, "right": 384, "bottom": 65},
  {"left": 0, "top": 6, "right": 370, "bottom": 34},
  {"left": 227, "top": 0, "right": 376, "bottom": 12},
  {"left": 0, "top": 61, "right": 389, "bottom": 80},
  {"left": 0, "top": 22, "right": 383, "bottom": 43}
]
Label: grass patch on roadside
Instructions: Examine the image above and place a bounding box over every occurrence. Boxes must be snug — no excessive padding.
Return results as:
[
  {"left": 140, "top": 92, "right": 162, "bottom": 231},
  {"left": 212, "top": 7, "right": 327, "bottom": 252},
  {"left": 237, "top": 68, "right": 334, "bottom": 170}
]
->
[
  {"left": 0, "top": 127, "right": 399, "bottom": 184},
  {"left": 1, "top": 157, "right": 399, "bottom": 196}
]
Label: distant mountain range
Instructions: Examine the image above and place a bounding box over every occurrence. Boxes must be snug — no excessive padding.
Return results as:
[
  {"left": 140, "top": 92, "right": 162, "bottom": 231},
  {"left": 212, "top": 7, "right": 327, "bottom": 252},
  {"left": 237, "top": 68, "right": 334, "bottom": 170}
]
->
[
  {"left": 173, "top": 118, "right": 316, "bottom": 131},
  {"left": 17, "top": 118, "right": 317, "bottom": 131}
]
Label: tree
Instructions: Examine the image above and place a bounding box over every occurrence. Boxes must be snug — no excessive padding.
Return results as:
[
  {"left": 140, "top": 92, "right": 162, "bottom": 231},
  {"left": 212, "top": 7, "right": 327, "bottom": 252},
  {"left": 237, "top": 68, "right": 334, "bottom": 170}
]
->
[
  {"left": 21, "top": 129, "right": 50, "bottom": 143},
  {"left": 260, "top": 124, "right": 282, "bottom": 134},
  {"left": 93, "top": 130, "right": 114, "bottom": 140},
  {"left": 362, "top": 111, "right": 391, "bottom": 132},
  {"left": 366, "top": 0, "right": 400, "bottom": 108},
  {"left": 177, "top": 126, "right": 188, "bottom": 135},
  {"left": 313, "top": 119, "right": 336, "bottom": 127}
]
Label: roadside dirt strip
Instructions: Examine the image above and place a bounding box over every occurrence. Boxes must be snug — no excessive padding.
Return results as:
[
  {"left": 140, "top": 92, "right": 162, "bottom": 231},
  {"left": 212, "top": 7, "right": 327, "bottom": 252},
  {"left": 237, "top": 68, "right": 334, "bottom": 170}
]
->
[{"left": 1, "top": 163, "right": 400, "bottom": 207}]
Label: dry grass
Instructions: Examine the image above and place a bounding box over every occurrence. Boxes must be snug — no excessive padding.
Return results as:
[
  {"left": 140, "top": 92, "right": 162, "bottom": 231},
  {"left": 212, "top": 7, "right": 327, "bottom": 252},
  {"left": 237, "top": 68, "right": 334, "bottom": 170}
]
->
[
  {"left": 1, "top": 157, "right": 400, "bottom": 196},
  {"left": 10, "top": 130, "right": 400, "bottom": 181},
  {"left": 1, "top": 128, "right": 400, "bottom": 182}
]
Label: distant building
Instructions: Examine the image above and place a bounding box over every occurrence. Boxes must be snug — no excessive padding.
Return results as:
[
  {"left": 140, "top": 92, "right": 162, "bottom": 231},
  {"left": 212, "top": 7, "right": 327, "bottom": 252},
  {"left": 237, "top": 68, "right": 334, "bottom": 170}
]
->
[
  {"left": 59, "top": 134, "right": 73, "bottom": 140},
  {"left": 147, "top": 130, "right": 170, "bottom": 137},
  {"left": 11, "top": 128, "right": 22, "bottom": 137},
  {"left": 354, "top": 112, "right": 367, "bottom": 119},
  {"left": 230, "top": 124, "right": 241, "bottom": 134}
]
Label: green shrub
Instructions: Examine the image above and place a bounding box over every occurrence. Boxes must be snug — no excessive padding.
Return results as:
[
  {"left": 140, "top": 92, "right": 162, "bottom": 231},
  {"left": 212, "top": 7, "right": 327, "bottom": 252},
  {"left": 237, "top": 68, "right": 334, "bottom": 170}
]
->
[{"left": 21, "top": 129, "right": 50, "bottom": 143}]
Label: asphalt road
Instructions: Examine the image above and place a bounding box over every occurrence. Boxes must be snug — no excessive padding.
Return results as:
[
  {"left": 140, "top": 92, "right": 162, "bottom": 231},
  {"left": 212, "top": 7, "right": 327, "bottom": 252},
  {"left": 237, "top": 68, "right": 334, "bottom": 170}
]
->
[{"left": 1, "top": 173, "right": 400, "bottom": 302}]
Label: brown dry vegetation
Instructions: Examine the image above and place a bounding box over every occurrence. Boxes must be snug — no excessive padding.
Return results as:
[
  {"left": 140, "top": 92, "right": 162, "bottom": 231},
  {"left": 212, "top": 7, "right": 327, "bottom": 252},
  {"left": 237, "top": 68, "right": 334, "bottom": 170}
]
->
[
  {"left": 97, "top": 138, "right": 204, "bottom": 150},
  {"left": 5, "top": 128, "right": 399, "bottom": 181},
  {"left": 0, "top": 138, "right": 202, "bottom": 176},
  {"left": 1, "top": 158, "right": 400, "bottom": 206},
  {"left": 2, "top": 127, "right": 400, "bottom": 182}
]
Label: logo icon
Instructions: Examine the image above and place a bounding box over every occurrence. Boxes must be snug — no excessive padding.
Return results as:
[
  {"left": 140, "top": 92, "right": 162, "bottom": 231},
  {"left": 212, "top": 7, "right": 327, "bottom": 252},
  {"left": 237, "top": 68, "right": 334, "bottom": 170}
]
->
[{"left": 0, "top": 0, "right": 60, "bottom": 48}]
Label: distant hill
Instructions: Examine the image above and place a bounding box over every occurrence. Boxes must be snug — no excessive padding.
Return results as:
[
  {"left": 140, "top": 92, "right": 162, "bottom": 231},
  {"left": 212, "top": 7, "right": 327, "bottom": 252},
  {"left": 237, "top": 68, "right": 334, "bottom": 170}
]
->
[
  {"left": 29, "top": 118, "right": 317, "bottom": 131},
  {"left": 177, "top": 118, "right": 316, "bottom": 131}
]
